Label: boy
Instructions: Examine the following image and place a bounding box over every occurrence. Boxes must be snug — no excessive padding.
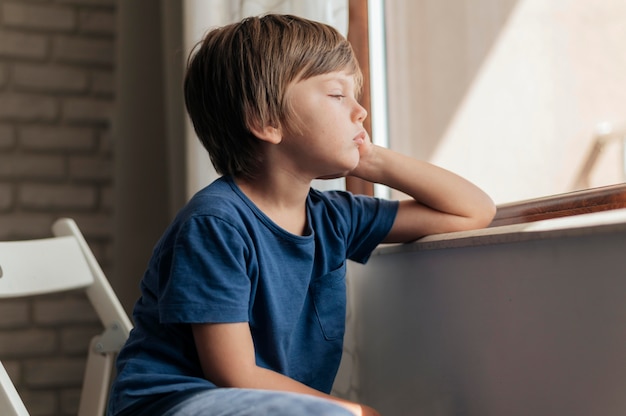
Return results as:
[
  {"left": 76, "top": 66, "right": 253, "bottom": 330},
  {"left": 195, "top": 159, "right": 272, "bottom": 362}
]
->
[{"left": 107, "top": 14, "right": 495, "bottom": 416}]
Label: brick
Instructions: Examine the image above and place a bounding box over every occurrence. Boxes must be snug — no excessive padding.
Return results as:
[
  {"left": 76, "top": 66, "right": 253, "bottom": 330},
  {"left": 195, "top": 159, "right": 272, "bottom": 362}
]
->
[
  {"left": 99, "top": 129, "right": 113, "bottom": 153},
  {"left": 0, "top": 214, "right": 54, "bottom": 240},
  {"left": 13, "top": 64, "right": 88, "bottom": 93},
  {"left": 0, "top": 184, "right": 14, "bottom": 211},
  {"left": 101, "top": 262, "right": 113, "bottom": 281},
  {"left": 91, "top": 69, "right": 114, "bottom": 95},
  {"left": 100, "top": 184, "right": 113, "bottom": 211},
  {"left": 58, "top": 0, "right": 115, "bottom": 5},
  {"left": 0, "top": 93, "right": 58, "bottom": 122},
  {"left": 91, "top": 240, "right": 112, "bottom": 267},
  {"left": 2, "top": 3, "right": 76, "bottom": 32},
  {"left": 60, "top": 388, "right": 81, "bottom": 415},
  {"left": 0, "top": 329, "right": 57, "bottom": 357},
  {"left": 20, "top": 125, "right": 95, "bottom": 151},
  {"left": 0, "top": 154, "right": 64, "bottom": 179},
  {"left": 1, "top": 360, "right": 21, "bottom": 384},
  {"left": 67, "top": 214, "right": 113, "bottom": 240},
  {"left": 69, "top": 156, "right": 112, "bottom": 182},
  {"left": 0, "top": 30, "right": 48, "bottom": 60},
  {"left": 20, "top": 390, "right": 58, "bottom": 416},
  {"left": 34, "top": 295, "right": 98, "bottom": 325},
  {"left": 0, "top": 63, "right": 6, "bottom": 87},
  {"left": 78, "top": 9, "right": 115, "bottom": 35},
  {"left": 0, "top": 124, "right": 16, "bottom": 148},
  {"left": 0, "top": 184, "right": 13, "bottom": 211},
  {"left": 20, "top": 183, "right": 98, "bottom": 210},
  {"left": 62, "top": 97, "right": 113, "bottom": 124},
  {"left": 24, "top": 357, "right": 85, "bottom": 387},
  {"left": 53, "top": 36, "right": 114, "bottom": 66},
  {"left": 0, "top": 299, "right": 28, "bottom": 328},
  {"left": 60, "top": 326, "right": 100, "bottom": 354}
]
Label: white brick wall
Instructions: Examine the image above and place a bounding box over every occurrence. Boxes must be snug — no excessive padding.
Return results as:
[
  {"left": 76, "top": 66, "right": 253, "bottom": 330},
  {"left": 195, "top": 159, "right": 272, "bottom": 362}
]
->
[{"left": 0, "top": 0, "right": 116, "bottom": 414}]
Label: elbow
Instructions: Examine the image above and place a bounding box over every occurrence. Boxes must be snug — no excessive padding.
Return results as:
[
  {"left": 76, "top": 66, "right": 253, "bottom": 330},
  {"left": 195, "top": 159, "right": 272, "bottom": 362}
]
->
[
  {"left": 471, "top": 198, "right": 497, "bottom": 229},
  {"left": 455, "top": 197, "right": 497, "bottom": 232}
]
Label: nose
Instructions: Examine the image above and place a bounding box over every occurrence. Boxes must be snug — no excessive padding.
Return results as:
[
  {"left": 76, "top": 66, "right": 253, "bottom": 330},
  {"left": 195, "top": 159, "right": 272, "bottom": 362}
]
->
[{"left": 353, "top": 100, "right": 367, "bottom": 123}]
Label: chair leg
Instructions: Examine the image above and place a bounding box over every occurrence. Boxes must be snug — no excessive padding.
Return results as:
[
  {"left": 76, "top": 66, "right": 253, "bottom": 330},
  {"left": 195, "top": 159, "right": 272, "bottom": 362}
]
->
[{"left": 77, "top": 337, "right": 113, "bottom": 416}]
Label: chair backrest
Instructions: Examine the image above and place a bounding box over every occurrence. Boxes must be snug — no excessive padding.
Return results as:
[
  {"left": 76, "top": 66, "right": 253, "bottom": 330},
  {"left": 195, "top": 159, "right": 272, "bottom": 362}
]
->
[{"left": 0, "top": 218, "right": 133, "bottom": 416}]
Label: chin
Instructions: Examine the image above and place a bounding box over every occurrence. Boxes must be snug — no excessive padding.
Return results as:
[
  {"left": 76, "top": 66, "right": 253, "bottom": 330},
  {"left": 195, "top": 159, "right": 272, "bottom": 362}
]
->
[
  {"left": 317, "top": 170, "right": 349, "bottom": 180},
  {"left": 316, "top": 158, "right": 359, "bottom": 180}
]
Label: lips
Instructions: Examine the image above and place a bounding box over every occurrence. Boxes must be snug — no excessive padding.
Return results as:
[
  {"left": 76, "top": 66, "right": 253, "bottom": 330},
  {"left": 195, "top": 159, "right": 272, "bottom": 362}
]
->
[{"left": 353, "top": 131, "right": 366, "bottom": 145}]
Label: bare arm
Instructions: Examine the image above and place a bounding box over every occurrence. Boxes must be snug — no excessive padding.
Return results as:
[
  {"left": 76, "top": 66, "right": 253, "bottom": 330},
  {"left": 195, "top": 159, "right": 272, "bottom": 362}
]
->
[
  {"left": 192, "top": 322, "right": 380, "bottom": 416},
  {"left": 351, "top": 141, "right": 496, "bottom": 243}
]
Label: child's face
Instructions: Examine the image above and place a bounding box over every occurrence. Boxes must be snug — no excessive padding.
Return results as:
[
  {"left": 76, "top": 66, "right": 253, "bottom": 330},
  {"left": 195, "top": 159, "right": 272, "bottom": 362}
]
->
[{"left": 280, "top": 70, "right": 368, "bottom": 179}]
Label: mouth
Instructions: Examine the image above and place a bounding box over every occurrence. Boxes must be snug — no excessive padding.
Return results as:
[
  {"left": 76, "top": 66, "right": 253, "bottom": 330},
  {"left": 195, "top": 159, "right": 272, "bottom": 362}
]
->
[{"left": 353, "top": 131, "right": 366, "bottom": 146}]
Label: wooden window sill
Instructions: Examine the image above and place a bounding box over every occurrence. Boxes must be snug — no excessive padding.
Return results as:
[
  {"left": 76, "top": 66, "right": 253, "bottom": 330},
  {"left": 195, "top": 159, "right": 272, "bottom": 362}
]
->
[
  {"left": 372, "top": 183, "right": 626, "bottom": 254},
  {"left": 489, "top": 183, "right": 626, "bottom": 227}
]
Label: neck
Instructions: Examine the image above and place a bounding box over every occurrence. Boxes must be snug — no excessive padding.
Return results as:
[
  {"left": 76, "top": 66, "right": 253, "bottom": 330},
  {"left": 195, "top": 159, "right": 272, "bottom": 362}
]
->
[{"left": 235, "top": 171, "right": 311, "bottom": 236}]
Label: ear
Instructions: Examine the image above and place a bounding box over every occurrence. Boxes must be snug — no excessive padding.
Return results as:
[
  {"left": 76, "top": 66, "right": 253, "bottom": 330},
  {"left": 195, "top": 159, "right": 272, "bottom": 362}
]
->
[{"left": 250, "top": 123, "right": 282, "bottom": 144}]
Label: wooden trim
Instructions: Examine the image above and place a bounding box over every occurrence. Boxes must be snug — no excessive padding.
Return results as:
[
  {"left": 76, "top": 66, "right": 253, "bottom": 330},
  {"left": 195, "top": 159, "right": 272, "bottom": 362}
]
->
[
  {"left": 490, "top": 183, "right": 626, "bottom": 227},
  {"left": 346, "top": 0, "right": 374, "bottom": 196}
]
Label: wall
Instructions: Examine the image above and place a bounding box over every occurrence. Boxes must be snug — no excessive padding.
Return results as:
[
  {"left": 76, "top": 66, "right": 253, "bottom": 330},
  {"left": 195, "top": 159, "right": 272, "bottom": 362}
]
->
[
  {"left": 385, "top": 0, "right": 626, "bottom": 203},
  {"left": 347, "top": 212, "right": 626, "bottom": 415},
  {"left": 112, "top": 0, "right": 185, "bottom": 314},
  {"left": 0, "top": 1, "right": 116, "bottom": 414}
]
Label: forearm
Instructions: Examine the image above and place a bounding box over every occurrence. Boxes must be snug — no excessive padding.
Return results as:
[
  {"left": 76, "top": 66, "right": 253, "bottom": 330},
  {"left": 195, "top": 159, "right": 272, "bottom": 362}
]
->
[
  {"left": 222, "top": 365, "right": 375, "bottom": 416},
  {"left": 193, "top": 323, "right": 379, "bottom": 415},
  {"left": 353, "top": 145, "right": 495, "bottom": 223}
]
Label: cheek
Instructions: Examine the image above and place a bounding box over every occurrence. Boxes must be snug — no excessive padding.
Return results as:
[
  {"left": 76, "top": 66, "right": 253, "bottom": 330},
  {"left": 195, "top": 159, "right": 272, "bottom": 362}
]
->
[
  {"left": 292, "top": 115, "right": 328, "bottom": 138},
  {"left": 282, "top": 102, "right": 323, "bottom": 136}
]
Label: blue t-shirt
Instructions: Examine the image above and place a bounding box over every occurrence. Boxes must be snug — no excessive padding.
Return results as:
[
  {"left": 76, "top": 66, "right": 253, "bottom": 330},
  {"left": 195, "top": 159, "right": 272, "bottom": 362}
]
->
[{"left": 107, "top": 176, "right": 398, "bottom": 415}]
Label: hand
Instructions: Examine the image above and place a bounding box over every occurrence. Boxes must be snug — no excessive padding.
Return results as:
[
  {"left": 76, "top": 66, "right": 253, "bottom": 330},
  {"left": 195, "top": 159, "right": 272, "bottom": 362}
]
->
[
  {"left": 316, "top": 132, "right": 376, "bottom": 181},
  {"left": 356, "top": 131, "right": 375, "bottom": 162},
  {"left": 317, "top": 132, "right": 377, "bottom": 181},
  {"left": 359, "top": 404, "right": 381, "bottom": 416},
  {"left": 338, "top": 400, "right": 380, "bottom": 416},
  {"left": 349, "top": 131, "right": 377, "bottom": 180}
]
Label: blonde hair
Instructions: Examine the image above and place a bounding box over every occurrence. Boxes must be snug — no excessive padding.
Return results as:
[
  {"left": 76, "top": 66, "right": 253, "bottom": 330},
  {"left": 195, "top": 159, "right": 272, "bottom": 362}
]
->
[{"left": 184, "top": 14, "right": 362, "bottom": 179}]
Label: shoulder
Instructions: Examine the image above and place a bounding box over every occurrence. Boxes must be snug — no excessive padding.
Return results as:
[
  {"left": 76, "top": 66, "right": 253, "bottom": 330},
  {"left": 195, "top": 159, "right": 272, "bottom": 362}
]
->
[
  {"left": 177, "top": 176, "right": 257, "bottom": 227},
  {"left": 185, "top": 176, "right": 242, "bottom": 214},
  {"left": 155, "top": 177, "right": 254, "bottom": 250},
  {"left": 308, "top": 187, "right": 398, "bottom": 220}
]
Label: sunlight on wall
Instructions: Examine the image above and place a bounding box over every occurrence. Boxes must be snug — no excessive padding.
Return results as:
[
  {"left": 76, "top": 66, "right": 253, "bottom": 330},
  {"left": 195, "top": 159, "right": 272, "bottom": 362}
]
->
[
  {"left": 387, "top": 0, "right": 626, "bottom": 204},
  {"left": 432, "top": 0, "right": 626, "bottom": 203}
]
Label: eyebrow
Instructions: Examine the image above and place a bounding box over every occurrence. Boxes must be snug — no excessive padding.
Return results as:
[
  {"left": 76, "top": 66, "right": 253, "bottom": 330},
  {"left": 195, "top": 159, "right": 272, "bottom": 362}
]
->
[{"left": 320, "top": 74, "right": 354, "bottom": 88}]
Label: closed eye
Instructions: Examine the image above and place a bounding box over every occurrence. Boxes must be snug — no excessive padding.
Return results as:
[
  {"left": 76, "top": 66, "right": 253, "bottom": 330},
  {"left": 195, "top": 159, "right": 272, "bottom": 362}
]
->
[{"left": 330, "top": 94, "right": 346, "bottom": 101}]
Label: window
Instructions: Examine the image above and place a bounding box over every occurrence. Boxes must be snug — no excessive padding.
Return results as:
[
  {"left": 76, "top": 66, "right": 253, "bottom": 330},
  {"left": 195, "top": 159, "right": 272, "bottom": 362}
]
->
[{"left": 383, "top": 0, "right": 626, "bottom": 204}]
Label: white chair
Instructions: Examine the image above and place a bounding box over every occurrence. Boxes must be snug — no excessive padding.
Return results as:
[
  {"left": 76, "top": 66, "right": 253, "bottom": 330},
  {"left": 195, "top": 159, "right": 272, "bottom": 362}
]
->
[{"left": 0, "top": 218, "right": 133, "bottom": 416}]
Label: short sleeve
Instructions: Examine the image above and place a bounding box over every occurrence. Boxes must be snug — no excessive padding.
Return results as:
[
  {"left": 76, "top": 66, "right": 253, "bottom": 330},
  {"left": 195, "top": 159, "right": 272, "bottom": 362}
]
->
[
  {"left": 314, "top": 190, "right": 399, "bottom": 264},
  {"left": 345, "top": 194, "right": 398, "bottom": 263},
  {"left": 158, "top": 215, "right": 253, "bottom": 324}
]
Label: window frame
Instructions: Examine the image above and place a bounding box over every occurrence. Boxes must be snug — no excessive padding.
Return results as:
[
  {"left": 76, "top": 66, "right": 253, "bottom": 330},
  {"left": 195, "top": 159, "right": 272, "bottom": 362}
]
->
[{"left": 348, "top": 0, "right": 626, "bottom": 223}]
